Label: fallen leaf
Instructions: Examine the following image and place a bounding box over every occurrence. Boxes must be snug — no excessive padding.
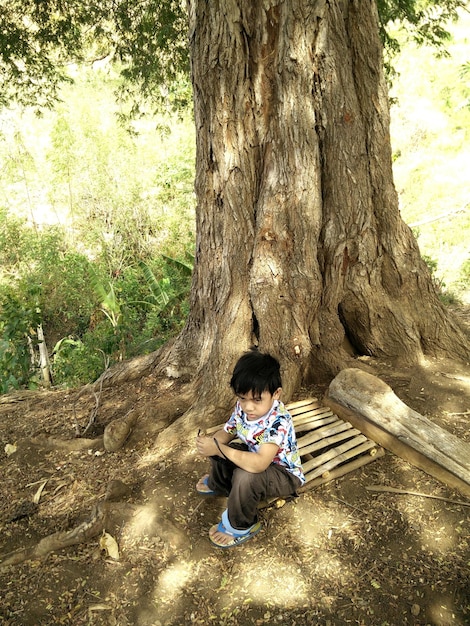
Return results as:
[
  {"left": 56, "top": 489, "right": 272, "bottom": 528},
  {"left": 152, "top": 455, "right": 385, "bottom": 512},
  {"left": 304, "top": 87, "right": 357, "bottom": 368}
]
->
[
  {"left": 4, "top": 443, "right": 17, "bottom": 456},
  {"left": 33, "top": 479, "right": 49, "bottom": 504},
  {"left": 100, "top": 531, "right": 120, "bottom": 560}
]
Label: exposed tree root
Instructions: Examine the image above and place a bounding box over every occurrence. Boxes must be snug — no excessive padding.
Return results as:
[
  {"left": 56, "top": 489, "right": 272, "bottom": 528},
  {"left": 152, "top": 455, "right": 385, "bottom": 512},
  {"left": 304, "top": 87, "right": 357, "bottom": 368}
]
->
[{"left": 0, "top": 480, "right": 131, "bottom": 570}]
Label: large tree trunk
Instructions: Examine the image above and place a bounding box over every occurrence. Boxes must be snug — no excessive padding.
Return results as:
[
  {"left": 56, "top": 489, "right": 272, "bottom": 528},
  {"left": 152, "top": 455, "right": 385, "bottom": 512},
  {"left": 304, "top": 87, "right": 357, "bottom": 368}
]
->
[{"left": 154, "top": 0, "right": 468, "bottom": 425}]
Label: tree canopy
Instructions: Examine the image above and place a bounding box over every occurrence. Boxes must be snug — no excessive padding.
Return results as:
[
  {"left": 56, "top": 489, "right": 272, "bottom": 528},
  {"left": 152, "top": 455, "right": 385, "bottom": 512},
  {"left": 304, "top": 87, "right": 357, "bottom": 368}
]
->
[
  {"left": 0, "top": 0, "right": 465, "bottom": 111},
  {"left": 0, "top": 0, "right": 189, "bottom": 110}
]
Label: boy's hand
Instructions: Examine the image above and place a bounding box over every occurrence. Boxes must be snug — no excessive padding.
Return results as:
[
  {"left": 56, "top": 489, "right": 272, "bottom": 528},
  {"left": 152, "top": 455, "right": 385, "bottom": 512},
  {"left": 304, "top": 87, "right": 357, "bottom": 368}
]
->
[{"left": 196, "top": 434, "right": 218, "bottom": 458}]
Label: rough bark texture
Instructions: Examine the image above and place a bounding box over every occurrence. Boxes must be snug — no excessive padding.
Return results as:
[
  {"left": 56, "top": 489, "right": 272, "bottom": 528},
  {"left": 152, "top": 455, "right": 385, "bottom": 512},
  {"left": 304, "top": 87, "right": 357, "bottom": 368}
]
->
[{"left": 153, "top": 0, "right": 468, "bottom": 425}]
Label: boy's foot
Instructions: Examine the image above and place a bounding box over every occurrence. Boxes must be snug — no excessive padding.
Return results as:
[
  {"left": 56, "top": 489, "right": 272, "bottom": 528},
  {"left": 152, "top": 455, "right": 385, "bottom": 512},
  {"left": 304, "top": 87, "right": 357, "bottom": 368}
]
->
[
  {"left": 209, "top": 520, "right": 261, "bottom": 548},
  {"left": 196, "top": 474, "right": 216, "bottom": 495}
]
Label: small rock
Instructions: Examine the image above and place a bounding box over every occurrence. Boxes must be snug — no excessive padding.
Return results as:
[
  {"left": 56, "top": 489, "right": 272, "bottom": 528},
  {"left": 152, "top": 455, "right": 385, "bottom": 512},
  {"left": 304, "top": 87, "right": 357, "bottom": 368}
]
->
[{"left": 411, "top": 603, "right": 421, "bottom": 616}]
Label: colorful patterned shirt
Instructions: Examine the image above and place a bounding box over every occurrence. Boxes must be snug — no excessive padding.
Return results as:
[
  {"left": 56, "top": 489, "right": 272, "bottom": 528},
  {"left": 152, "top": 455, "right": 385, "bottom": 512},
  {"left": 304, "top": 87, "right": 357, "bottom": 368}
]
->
[{"left": 224, "top": 399, "right": 305, "bottom": 484}]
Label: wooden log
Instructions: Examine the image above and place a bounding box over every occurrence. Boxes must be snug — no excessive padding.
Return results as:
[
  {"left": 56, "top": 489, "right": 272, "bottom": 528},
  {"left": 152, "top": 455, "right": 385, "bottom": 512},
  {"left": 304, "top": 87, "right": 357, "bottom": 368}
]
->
[{"left": 325, "top": 368, "right": 470, "bottom": 498}]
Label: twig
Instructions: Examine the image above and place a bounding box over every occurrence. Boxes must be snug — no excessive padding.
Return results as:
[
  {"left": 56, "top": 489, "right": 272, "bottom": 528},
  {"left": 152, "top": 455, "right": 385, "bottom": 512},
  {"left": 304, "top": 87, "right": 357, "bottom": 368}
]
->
[
  {"left": 186, "top": 499, "right": 205, "bottom": 521},
  {"left": 82, "top": 381, "right": 103, "bottom": 436},
  {"left": 408, "top": 203, "right": 467, "bottom": 228},
  {"left": 72, "top": 353, "right": 109, "bottom": 436},
  {"left": 329, "top": 495, "right": 368, "bottom": 516},
  {"left": 366, "top": 484, "right": 470, "bottom": 507}
]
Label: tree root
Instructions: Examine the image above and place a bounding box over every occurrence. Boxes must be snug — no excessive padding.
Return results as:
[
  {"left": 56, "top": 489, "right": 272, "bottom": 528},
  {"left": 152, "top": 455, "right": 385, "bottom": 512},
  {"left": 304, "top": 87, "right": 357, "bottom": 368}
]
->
[{"left": 0, "top": 480, "right": 131, "bottom": 570}]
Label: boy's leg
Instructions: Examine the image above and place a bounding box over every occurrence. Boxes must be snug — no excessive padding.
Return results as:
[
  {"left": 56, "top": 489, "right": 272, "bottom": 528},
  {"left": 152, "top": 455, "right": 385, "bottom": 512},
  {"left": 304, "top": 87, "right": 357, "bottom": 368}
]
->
[
  {"left": 205, "top": 456, "right": 235, "bottom": 495},
  {"left": 204, "top": 443, "right": 249, "bottom": 495},
  {"left": 227, "top": 464, "right": 300, "bottom": 530}
]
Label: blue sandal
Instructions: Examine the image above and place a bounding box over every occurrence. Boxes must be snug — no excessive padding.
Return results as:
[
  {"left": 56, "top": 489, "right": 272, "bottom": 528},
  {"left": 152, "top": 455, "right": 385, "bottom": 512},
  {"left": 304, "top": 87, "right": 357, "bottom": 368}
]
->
[
  {"left": 209, "top": 519, "right": 262, "bottom": 549},
  {"left": 196, "top": 474, "right": 216, "bottom": 496}
]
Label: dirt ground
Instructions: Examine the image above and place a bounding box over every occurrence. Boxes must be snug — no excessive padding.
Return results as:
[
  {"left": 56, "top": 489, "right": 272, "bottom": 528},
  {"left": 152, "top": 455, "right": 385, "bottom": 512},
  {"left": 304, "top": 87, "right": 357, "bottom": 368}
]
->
[{"left": 1, "top": 309, "right": 469, "bottom": 626}]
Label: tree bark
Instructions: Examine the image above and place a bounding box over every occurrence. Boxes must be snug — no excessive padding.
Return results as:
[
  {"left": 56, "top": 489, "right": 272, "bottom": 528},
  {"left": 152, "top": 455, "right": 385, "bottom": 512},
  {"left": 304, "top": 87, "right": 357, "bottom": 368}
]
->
[{"left": 153, "top": 0, "right": 469, "bottom": 426}]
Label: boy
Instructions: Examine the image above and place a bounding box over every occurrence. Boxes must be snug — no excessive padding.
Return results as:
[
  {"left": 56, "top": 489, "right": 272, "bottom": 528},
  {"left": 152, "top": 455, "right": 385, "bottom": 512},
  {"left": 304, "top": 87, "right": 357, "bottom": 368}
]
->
[{"left": 195, "top": 349, "right": 305, "bottom": 548}]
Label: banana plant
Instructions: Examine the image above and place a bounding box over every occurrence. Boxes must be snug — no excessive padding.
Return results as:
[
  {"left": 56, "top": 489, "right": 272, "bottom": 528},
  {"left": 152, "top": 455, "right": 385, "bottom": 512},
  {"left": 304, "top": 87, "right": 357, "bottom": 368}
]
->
[
  {"left": 137, "top": 255, "right": 193, "bottom": 313},
  {"left": 89, "top": 268, "right": 122, "bottom": 329}
]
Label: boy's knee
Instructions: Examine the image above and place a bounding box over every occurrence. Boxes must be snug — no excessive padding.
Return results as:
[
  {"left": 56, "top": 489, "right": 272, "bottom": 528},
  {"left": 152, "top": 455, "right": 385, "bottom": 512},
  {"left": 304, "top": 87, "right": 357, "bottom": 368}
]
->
[{"left": 233, "top": 468, "right": 266, "bottom": 493}]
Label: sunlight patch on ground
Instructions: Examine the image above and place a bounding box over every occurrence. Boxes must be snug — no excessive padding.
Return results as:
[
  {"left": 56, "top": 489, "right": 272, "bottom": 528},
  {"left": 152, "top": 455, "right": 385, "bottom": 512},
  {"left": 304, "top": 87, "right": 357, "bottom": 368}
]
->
[
  {"left": 223, "top": 560, "right": 309, "bottom": 607},
  {"left": 292, "top": 497, "right": 355, "bottom": 548},
  {"left": 310, "top": 550, "right": 347, "bottom": 582},
  {"left": 123, "top": 503, "right": 159, "bottom": 539},
  {"left": 428, "top": 596, "right": 463, "bottom": 626},
  {"left": 152, "top": 560, "right": 194, "bottom": 603},
  {"left": 395, "top": 495, "right": 458, "bottom": 554},
  {"left": 419, "top": 518, "right": 464, "bottom": 554},
  {"left": 135, "top": 448, "right": 162, "bottom": 468},
  {"left": 136, "top": 440, "right": 196, "bottom": 470}
]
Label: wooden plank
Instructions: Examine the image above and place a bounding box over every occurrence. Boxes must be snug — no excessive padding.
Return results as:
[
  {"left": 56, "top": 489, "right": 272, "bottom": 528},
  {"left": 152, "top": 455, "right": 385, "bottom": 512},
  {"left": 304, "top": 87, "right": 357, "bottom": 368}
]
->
[
  {"left": 303, "top": 439, "right": 377, "bottom": 479},
  {"left": 299, "top": 447, "right": 385, "bottom": 491},
  {"left": 325, "top": 368, "right": 470, "bottom": 498},
  {"left": 297, "top": 420, "right": 353, "bottom": 448},
  {"left": 293, "top": 407, "right": 334, "bottom": 421},
  {"left": 298, "top": 428, "right": 362, "bottom": 456},
  {"left": 294, "top": 416, "right": 339, "bottom": 434},
  {"left": 302, "top": 435, "right": 369, "bottom": 473},
  {"left": 287, "top": 398, "right": 319, "bottom": 412}
]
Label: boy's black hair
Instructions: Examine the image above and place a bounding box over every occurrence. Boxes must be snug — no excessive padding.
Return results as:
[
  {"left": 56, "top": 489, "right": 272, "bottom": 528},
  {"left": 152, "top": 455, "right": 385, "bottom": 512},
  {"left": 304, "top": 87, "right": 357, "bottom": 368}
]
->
[{"left": 230, "top": 349, "right": 282, "bottom": 397}]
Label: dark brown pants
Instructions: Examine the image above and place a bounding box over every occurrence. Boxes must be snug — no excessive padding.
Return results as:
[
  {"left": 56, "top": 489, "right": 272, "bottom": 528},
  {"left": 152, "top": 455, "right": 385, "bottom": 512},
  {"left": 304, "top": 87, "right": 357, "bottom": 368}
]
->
[{"left": 207, "top": 443, "right": 301, "bottom": 530}]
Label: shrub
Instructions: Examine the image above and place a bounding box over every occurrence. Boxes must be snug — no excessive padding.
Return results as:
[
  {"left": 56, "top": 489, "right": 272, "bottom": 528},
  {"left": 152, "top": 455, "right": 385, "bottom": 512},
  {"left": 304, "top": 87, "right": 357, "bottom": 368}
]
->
[{"left": 0, "top": 287, "right": 42, "bottom": 392}]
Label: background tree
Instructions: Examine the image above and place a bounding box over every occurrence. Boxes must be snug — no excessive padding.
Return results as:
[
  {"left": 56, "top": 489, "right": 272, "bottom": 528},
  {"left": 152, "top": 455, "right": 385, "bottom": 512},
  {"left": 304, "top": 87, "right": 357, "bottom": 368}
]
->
[{"left": 1, "top": 0, "right": 468, "bottom": 424}]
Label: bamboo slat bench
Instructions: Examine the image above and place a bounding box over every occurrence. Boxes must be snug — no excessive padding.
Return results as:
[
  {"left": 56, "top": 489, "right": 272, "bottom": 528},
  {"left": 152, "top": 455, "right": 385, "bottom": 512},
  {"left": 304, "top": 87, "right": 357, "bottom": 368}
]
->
[
  {"left": 288, "top": 398, "right": 384, "bottom": 492},
  {"left": 207, "top": 397, "right": 384, "bottom": 494}
]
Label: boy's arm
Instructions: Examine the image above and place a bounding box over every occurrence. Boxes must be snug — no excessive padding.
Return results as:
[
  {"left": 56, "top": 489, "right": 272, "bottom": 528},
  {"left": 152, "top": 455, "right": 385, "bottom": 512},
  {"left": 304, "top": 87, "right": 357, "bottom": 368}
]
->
[
  {"left": 211, "top": 428, "right": 235, "bottom": 445},
  {"left": 217, "top": 441, "right": 278, "bottom": 473},
  {"left": 196, "top": 433, "right": 278, "bottom": 473}
]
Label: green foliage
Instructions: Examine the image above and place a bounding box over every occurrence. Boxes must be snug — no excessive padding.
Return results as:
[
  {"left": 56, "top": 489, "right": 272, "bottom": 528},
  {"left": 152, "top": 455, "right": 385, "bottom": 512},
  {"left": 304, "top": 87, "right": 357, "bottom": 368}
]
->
[
  {"left": 31, "top": 73, "right": 196, "bottom": 272},
  {"left": 378, "top": 1, "right": 465, "bottom": 80},
  {"left": 377, "top": 0, "right": 464, "bottom": 49},
  {"left": 48, "top": 253, "right": 193, "bottom": 387},
  {"left": 0, "top": 0, "right": 101, "bottom": 108},
  {"left": 421, "top": 254, "right": 459, "bottom": 304},
  {"left": 0, "top": 217, "right": 96, "bottom": 339},
  {"left": 0, "top": 63, "right": 196, "bottom": 392},
  {"left": 52, "top": 337, "right": 106, "bottom": 388},
  {"left": 0, "top": 0, "right": 464, "bottom": 111},
  {"left": 0, "top": 0, "right": 189, "bottom": 113},
  {"left": 0, "top": 285, "right": 42, "bottom": 393},
  {"left": 456, "top": 258, "right": 470, "bottom": 295},
  {"left": 390, "top": 12, "right": 469, "bottom": 302},
  {"left": 0, "top": 211, "right": 193, "bottom": 391}
]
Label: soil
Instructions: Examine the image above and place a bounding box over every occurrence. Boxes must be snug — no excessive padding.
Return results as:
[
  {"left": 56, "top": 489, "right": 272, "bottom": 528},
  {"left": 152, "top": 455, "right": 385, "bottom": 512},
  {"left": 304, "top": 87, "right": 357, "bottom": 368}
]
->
[{"left": 1, "top": 309, "right": 469, "bottom": 626}]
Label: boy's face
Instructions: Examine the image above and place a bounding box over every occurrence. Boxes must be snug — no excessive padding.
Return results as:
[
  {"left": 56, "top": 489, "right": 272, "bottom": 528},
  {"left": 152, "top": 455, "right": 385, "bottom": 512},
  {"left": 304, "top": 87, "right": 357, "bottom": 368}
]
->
[{"left": 236, "top": 388, "right": 281, "bottom": 421}]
